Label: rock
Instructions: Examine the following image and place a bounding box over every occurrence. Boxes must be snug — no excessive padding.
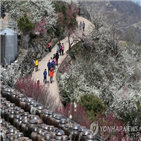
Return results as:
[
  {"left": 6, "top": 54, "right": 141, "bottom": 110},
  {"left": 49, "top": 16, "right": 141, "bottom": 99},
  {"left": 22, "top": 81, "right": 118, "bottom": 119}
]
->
[{"left": 51, "top": 38, "right": 58, "bottom": 47}]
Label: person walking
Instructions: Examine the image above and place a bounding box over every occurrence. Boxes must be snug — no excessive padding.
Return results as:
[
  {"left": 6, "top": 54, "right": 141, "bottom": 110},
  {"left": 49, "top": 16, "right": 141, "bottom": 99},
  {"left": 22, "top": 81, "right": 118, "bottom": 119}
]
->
[
  {"left": 82, "top": 21, "right": 85, "bottom": 31},
  {"left": 47, "top": 60, "right": 51, "bottom": 76},
  {"left": 43, "top": 69, "right": 47, "bottom": 84},
  {"left": 61, "top": 43, "right": 64, "bottom": 55},
  {"left": 35, "top": 59, "right": 38, "bottom": 72},
  {"left": 59, "top": 42, "right": 62, "bottom": 55},
  {"left": 79, "top": 21, "right": 82, "bottom": 30},
  {"left": 46, "top": 42, "right": 50, "bottom": 52},
  {"left": 51, "top": 57, "right": 55, "bottom": 71},
  {"left": 57, "top": 43, "right": 60, "bottom": 53},
  {"left": 49, "top": 68, "right": 54, "bottom": 83},
  {"left": 55, "top": 51, "right": 59, "bottom": 65}
]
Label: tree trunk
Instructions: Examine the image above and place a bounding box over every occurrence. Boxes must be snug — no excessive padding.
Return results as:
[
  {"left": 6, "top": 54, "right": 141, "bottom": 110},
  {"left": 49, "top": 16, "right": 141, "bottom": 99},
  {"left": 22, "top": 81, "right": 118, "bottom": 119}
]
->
[{"left": 68, "top": 35, "right": 71, "bottom": 51}]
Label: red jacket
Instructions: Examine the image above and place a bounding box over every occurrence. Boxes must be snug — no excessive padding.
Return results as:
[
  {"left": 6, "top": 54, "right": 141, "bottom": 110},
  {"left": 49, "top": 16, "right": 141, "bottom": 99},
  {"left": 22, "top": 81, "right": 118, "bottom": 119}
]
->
[{"left": 47, "top": 43, "right": 49, "bottom": 48}]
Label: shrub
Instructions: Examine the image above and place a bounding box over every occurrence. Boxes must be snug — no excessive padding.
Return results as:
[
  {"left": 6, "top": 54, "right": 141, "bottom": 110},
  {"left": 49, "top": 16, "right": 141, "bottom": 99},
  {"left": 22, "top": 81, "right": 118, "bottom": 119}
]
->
[
  {"left": 80, "top": 94, "right": 106, "bottom": 122},
  {"left": 56, "top": 102, "right": 92, "bottom": 128},
  {"left": 17, "top": 14, "right": 33, "bottom": 33}
]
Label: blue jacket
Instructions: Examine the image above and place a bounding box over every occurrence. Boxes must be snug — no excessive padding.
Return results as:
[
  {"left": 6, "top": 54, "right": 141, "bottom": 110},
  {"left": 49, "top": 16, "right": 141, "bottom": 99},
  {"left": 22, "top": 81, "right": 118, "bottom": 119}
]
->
[
  {"left": 43, "top": 71, "right": 47, "bottom": 76},
  {"left": 51, "top": 60, "right": 55, "bottom": 67},
  {"left": 47, "top": 62, "right": 51, "bottom": 69}
]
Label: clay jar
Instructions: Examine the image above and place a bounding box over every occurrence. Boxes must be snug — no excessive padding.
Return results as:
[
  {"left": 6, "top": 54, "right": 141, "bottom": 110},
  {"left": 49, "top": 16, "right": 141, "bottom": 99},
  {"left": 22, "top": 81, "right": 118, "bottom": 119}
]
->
[
  {"left": 1, "top": 106, "right": 6, "bottom": 118},
  {"left": 4, "top": 109, "right": 9, "bottom": 122},
  {"left": 80, "top": 129, "right": 92, "bottom": 141},
  {"left": 17, "top": 94, "right": 25, "bottom": 107},
  {"left": 69, "top": 124, "right": 80, "bottom": 141},
  {"left": 24, "top": 98, "right": 33, "bottom": 112},
  {"left": 13, "top": 114, "right": 21, "bottom": 127},
  {"left": 40, "top": 124, "right": 48, "bottom": 131},
  {"left": 52, "top": 113, "right": 62, "bottom": 128},
  {"left": 36, "top": 105, "right": 45, "bottom": 116},
  {"left": 62, "top": 124, "right": 72, "bottom": 136},
  {"left": 14, "top": 132, "right": 24, "bottom": 139},
  {"left": 61, "top": 135, "right": 68, "bottom": 141},
  {"left": 30, "top": 132, "right": 38, "bottom": 141},
  {"left": 19, "top": 98, "right": 26, "bottom": 109},
  {"left": 58, "top": 118, "right": 68, "bottom": 130},
  {"left": 8, "top": 109, "right": 15, "bottom": 125},
  {"left": 1, "top": 88, "right": 9, "bottom": 98},
  {"left": 45, "top": 133, "right": 52, "bottom": 141},
  {"left": 15, "top": 116, "right": 23, "bottom": 131},
  {"left": 10, "top": 91, "right": 18, "bottom": 103},
  {"left": 46, "top": 111, "right": 53, "bottom": 125},
  {"left": 40, "top": 110, "right": 49, "bottom": 124},
  {"left": 85, "top": 134, "right": 97, "bottom": 141},
  {"left": 21, "top": 118, "right": 29, "bottom": 136},
  {"left": 55, "top": 129, "right": 65, "bottom": 140},
  {"left": 76, "top": 126, "right": 87, "bottom": 141},
  {"left": 30, "top": 102, "right": 38, "bottom": 115}
]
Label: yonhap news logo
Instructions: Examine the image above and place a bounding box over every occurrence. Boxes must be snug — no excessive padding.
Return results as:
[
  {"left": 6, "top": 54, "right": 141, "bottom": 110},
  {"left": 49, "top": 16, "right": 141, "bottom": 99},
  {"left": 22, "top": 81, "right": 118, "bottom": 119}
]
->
[
  {"left": 90, "top": 121, "right": 99, "bottom": 135},
  {"left": 90, "top": 121, "right": 141, "bottom": 137}
]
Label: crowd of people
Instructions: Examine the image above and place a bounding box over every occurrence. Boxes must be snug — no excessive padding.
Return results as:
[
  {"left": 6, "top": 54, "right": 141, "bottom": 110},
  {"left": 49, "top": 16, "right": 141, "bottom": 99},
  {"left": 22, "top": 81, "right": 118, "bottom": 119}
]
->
[
  {"left": 35, "top": 21, "right": 85, "bottom": 85},
  {"left": 35, "top": 41, "right": 65, "bottom": 85}
]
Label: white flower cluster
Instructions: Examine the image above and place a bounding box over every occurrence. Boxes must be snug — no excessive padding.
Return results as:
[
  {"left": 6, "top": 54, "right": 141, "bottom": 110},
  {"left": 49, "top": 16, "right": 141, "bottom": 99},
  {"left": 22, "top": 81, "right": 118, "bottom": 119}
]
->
[
  {"left": 2, "top": 0, "right": 58, "bottom": 28},
  {"left": 59, "top": 0, "right": 78, "bottom": 5}
]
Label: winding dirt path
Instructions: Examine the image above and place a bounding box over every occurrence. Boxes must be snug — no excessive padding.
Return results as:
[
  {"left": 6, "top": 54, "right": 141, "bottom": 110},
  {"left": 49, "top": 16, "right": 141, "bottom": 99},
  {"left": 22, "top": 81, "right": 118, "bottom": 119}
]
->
[{"left": 32, "top": 16, "right": 93, "bottom": 108}]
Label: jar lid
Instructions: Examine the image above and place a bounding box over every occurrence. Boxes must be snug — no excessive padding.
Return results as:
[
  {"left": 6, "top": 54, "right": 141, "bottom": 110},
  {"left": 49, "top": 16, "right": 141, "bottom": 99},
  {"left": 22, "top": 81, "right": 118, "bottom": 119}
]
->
[
  {"left": 56, "top": 129, "right": 65, "bottom": 136},
  {"left": 82, "top": 129, "right": 92, "bottom": 136},
  {"left": 60, "top": 118, "right": 68, "bottom": 124},
  {"left": 73, "top": 124, "right": 80, "bottom": 130},
  {"left": 37, "top": 106, "right": 44, "bottom": 110}
]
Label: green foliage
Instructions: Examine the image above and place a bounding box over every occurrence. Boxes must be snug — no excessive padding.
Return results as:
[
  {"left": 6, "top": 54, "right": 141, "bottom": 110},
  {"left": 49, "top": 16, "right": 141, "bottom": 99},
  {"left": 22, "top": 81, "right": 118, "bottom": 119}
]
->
[
  {"left": 17, "top": 14, "right": 33, "bottom": 33},
  {"left": 53, "top": 1, "right": 67, "bottom": 14},
  {"left": 80, "top": 94, "right": 106, "bottom": 122}
]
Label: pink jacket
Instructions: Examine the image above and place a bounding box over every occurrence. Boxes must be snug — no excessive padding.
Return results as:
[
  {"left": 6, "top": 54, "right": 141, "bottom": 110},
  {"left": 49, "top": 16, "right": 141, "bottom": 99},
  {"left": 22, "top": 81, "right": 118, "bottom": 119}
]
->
[{"left": 54, "top": 58, "right": 57, "bottom": 64}]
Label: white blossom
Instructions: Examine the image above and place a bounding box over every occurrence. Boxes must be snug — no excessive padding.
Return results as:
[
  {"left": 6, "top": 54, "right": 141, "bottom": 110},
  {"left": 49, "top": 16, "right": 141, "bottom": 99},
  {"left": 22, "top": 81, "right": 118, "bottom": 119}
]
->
[{"left": 2, "top": 0, "right": 58, "bottom": 28}]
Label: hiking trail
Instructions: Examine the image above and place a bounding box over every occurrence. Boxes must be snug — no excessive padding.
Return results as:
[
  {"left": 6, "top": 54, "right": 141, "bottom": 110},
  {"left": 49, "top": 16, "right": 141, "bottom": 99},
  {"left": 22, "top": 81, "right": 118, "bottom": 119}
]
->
[{"left": 32, "top": 16, "right": 94, "bottom": 109}]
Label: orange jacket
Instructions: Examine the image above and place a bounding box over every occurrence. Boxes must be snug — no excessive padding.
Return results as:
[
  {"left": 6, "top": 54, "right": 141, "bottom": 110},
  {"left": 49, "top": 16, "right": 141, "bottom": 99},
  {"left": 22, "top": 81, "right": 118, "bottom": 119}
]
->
[{"left": 49, "top": 70, "right": 54, "bottom": 77}]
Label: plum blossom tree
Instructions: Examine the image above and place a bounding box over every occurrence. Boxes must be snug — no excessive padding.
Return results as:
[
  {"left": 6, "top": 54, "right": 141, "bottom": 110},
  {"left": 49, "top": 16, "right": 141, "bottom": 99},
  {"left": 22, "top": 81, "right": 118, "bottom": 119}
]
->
[
  {"left": 65, "top": 2, "right": 78, "bottom": 50},
  {"left": 55, "top": 2, "right": 78, "bottom": 49},
  {"left": 2, "top": 0, "right": 57, "bottom": 28},
  {"left": 33, "top": 18, "right": 47, "bottom": 36}
]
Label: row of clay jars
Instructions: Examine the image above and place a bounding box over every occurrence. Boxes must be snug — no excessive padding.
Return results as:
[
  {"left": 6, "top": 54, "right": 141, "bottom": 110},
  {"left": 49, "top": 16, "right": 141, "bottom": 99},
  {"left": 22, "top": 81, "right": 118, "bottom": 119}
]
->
[
  {"left": 1, "top": 99, "right": 43, "bottom": 138},
  {"left": 30, "top": 124, "right": 69, "bottom": 141},
  {"left": 1, "top": 86, "right": 45, "bottom": 116},
  {"left": 1, "top": 85, "right": 103, "bottom": 141},
  {"left": 1, "top": 97, "right": 71, "bottom": 141},
  {"left": 0, "top": 119, "right": 32, "bottom": 141}
]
